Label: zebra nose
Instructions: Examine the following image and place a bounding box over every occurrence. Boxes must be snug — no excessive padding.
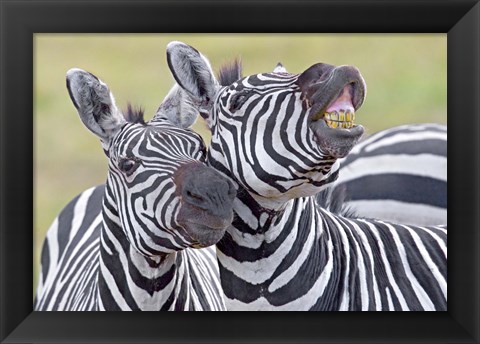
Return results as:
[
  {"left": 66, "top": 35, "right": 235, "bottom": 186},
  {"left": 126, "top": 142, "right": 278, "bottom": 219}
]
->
[{"left": 181, "top": 167, "right": 236, "bottom": 217}]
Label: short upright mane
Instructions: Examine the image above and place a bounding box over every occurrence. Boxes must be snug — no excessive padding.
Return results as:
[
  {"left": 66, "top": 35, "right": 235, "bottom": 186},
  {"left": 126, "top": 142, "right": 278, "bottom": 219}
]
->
[
  {"left": 124, "top": 103, "right": 146, "bottom": 124},
  {"left": 218, "top": 59, "right": 243, "bottom": 86}
]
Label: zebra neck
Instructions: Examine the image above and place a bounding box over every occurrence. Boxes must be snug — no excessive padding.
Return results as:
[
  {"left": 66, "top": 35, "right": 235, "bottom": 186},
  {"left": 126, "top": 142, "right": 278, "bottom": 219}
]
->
[
  {"left": 97, "top": 198, "right": 187, "bottom": 311},
  {"left": 217, "top": 196, "right": 344, "bottom": 309}
]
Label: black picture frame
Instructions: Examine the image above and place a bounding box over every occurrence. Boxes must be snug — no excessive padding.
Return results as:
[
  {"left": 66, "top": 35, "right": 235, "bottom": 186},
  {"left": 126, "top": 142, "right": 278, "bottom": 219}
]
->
[{"left": 1, "top": 0, "right": 478, "bottom": 343}]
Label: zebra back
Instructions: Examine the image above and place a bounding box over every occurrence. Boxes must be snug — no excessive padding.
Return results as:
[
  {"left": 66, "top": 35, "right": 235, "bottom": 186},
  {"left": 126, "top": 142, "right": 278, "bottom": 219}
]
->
[{"left": 318, "top": 123, "right": 447, "bottom": 225}]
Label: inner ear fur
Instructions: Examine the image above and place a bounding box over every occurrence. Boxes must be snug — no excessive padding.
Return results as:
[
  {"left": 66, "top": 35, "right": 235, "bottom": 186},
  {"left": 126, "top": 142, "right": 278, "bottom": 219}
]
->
[
  {"left": 66, "top": 68, "right": 125, "bottom": 142},
  {"left": 166, "top": 41, "right": 218, "bottom": 106}
]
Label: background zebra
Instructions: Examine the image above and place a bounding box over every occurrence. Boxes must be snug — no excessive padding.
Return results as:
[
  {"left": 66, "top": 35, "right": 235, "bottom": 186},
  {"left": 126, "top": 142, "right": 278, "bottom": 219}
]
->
[
  {"left": 317, "top": 123, "right": 447, "bottom": 225},
  {"left": 167, "top": 41, "right": 447, "bottom": 311},
  {"left": 34, "top": 68, "right": 236, "bottom": 311}
]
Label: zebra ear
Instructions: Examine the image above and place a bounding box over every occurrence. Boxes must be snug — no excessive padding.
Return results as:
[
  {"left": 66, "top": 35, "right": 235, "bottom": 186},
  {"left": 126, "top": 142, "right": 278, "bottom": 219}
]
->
[
  {"left": 273, "top": 62, "right": 288, "bottom": 73},
  {"left": 152, "top": 83, "right": 198, "bottom": 128},
  {"left": 166, "top": 41, "right": 218, "bottom": 110},
  {"left": 66, "top": 68, "right": 126, "bottom": 143}
]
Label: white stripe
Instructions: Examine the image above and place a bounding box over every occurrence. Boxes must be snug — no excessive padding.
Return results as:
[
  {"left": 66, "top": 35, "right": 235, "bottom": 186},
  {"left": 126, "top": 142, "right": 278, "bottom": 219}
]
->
[
  {"left": 42, "top": 214, "right": 101, "bottom": 310},
  {"left": 385, "top": 287, "right": 395, "bottom": 311},
  {"left": 363, "top": 131, "right": 447, "bottom": 152},
  {"left": 218, "top": 209, "right": 301, "bottom": 285},
  {"left": 383, "top": 222, "right": 436, "bottom": 310},
  {"left": 69, "top": 187, "right": 96, "bottom": 241},
  {"left": 337, "top": 154, "right": 447, "bottom": 183},
  {"left": 347, "top": 219, "right": 382, "bottom": 310},
  {"left": 419, "top": 226, "right": 447, "bottom": 257},
  {"left": 323, "top": 212, "right": 350, "bottom": 310},
  {"left": 401, "top": 224, "right": 447, "bottom": 300},
  {"left": 98, "top": 257, "right": 131, "bottom": 311},
  {"left": 358, "top": 220, "right": 410, "bottom": 310},
  {"left": 345, "top": 200, "right": 447, "bottom": 226},
  {"left": 268, "top": 202, "right": 316, "bottom": 293},
  {"left": 225, "top": 230, "right": 335, "bottom": 311}
]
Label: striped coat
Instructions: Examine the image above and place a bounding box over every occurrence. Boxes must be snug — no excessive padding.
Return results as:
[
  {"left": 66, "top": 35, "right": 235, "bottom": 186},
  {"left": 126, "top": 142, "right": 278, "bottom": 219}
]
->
[
  {"left": 35, "top": 68, "right": 235, "bottom": 311},
  {"left": 319, "top": 123, "right": 447, "bottom": 225},
  {"left": 166, "top": 41, "right": 447, "bottom": 311}
]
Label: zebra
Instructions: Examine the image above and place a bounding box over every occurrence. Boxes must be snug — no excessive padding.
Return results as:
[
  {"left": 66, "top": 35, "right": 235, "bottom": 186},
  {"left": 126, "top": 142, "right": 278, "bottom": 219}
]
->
[
  {"left": 166, "top": 41, "right": 447, "bottom": 311},
  {"left": 34, "top": 68, "right": 236, "bottom": 311},
  {"left": 272, "top": 65, "right": 447, "bottom": 225},
  {"left": 316, "top": 123, "right": 447, "bottom": 225}
]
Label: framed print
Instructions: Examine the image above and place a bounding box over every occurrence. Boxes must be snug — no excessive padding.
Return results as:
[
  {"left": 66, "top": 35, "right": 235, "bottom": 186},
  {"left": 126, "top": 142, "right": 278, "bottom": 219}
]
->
[{"left": 1, "top": 0, "right": 479, "bottom": 343}]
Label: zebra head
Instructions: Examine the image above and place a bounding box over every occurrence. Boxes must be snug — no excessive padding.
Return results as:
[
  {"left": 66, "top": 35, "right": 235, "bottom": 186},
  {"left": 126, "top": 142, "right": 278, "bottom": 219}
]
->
[
  {"left": 66, "top": 68, "right": 236, "bottom": 255},
  {"left": 167, "top": 42, "right": 367, "bottom": 203}
]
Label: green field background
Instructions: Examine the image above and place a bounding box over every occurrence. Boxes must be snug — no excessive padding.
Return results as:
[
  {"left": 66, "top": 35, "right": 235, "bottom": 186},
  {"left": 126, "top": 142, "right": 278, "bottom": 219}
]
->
[{"left": 34, "top": 34, "right": 447, "bottom": 294}]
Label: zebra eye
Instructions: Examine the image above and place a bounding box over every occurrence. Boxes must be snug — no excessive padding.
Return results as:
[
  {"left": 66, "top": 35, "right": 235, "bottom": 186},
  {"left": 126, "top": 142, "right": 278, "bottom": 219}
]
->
[
  {"left": 229, "top": 91, "right": 251, "bottom": 112},
  {"left": 118, "top": 158, "right": 138, "bottom": 174}
]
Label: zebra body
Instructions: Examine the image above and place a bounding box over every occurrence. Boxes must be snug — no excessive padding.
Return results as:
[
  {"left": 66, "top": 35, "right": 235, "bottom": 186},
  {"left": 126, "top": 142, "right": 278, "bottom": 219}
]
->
[
  {"left": 36, "top": 185, "right": 224, "bottom": 311},
  {"left": 216, "top": 193, "right": 446, "bottom": 311},
  {"left": 167, "top": 42, "right": 447, "bottom": 311},
  {"left": 318, "top": 123, "right": 447, "bottom": 225},
  {"left": 35, "top": 68, "right": 235, "bottom": 311}
]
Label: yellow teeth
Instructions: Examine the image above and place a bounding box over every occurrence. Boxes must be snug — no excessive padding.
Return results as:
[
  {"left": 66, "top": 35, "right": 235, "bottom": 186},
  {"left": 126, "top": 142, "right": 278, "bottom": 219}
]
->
[{"left": 324, "top": 110, "right": 355, "bottom": 129}]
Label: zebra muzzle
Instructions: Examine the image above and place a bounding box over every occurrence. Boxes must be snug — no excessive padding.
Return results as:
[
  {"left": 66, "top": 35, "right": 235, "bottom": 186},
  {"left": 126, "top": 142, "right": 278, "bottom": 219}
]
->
[
  {"left": 310, "top": 83, "right": 359, "bottom": 130},
  {"left": 175, "top": 163, "right": 236, "bottom": 246}
]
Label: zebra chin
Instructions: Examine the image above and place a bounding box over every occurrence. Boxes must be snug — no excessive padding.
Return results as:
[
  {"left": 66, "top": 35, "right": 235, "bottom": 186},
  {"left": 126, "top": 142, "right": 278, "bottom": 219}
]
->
[
  {"left": 176, "top": 202, "right": 234, "bottom": 247},
  {"left": 178, "top": 214, "right": 233, "bottom": 248},
  {"left": 310, "top": 119, "right": 364, "bottom": 158}
]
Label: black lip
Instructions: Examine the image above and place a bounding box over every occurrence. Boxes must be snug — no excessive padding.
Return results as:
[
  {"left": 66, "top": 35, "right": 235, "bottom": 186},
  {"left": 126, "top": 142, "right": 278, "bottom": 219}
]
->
[
  {"left": 310, "top": 119, "right": 364, "bottom": 158},
  {"left": 177, "top": 202, "right": 233, "bottom": 247},
  {"left": 181, "top": 221, "right": 228, "bottom": 247}
]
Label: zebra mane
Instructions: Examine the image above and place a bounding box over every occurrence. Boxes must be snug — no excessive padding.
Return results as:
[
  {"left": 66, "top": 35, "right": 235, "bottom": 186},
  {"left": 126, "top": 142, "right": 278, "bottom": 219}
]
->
[
  {"left": 218, "top": 58, "right": 243, "bottom": 86},
  {"left": 123, "top": 103, "right": 146, "bottom": 124},
  {"left": 316, "top": 185, "right": 358, "bottom": 218}
]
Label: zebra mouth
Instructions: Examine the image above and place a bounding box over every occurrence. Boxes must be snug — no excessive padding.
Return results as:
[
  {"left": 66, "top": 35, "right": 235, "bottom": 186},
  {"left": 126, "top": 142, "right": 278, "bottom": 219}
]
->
[
  {"left": 310, "top": 84, "right": 359, "bottom": 129},
  {"left": 182, "top": 220, "right": 230, "bottom": 247},
  {"left": 178, "top": 205, "right": 233, "bottom": 247},
  {"left": 309, "top": 84, "right": 364, "bottom": 158}
]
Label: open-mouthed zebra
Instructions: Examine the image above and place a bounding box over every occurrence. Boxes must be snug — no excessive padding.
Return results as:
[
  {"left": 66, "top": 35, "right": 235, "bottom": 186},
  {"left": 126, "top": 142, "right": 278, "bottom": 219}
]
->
[
  {"left": 316, "top": 123, "right": 447, "bottom": 225},
  {"left": 167, "top": 41, "right": 447, "bottom": 311},
  {"left": 34, "top": 68, "right": 236, "bottom": 311},
  {"left": 224, "top": 62, "right": 447, "bottom": 226}
]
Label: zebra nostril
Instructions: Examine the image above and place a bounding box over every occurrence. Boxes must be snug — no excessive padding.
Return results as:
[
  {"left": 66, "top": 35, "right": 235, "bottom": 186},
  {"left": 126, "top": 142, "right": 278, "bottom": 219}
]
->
[
  {"left": 179, "top": 165, "right": 236, "bottom": 215},
  {"left": 185, "top": 189, "right": 205, "bottom": 204}
]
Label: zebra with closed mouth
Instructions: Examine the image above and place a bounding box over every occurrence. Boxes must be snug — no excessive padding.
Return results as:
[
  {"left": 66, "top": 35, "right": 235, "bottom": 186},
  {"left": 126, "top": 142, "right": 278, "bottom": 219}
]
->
[{"left": 34, "top": 68, "right": 236, "bottom": 311}]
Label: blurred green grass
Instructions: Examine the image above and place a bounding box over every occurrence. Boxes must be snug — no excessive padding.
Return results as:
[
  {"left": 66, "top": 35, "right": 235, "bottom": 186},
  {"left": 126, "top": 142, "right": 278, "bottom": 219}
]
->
[{"left": 34, "top": 34, "right": 447, "bottom": 293}]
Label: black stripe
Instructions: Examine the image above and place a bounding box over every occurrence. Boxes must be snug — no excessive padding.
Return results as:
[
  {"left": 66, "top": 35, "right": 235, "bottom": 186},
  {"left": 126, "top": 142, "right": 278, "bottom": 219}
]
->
[
  {"left": 39, "top": 239, "right": 50, "bottom": 285},
  {"left": 56, "top": 193, "right": 80, "bottom": 257},
  {"left": 340, "top": 174, "right": 447, "bottom": 208},
  {"left": 400, "top": 226, "right": 446, "bottom": 310},
  {"left": 218, "top": 262, "right": 263, "bottom": 303},
  {"left": 97, "top": 272, "right": 121, "bottom": 311},
  {"left": 359, "top": 125, "right": 446, "bottom": 147},
  {"left": 188, "top": 265, "right": 211, "bottom": 311},
  {"left": 50, "top": 235, "right": 100, "bottom": 310},
  {"left": 343, "top": 139, "right": 447, "bottom": 167},
  {"left": 99, "top": 244, "right": 141, "bottom": 311},
  {"left": 372, "top": 222, "right": 424, "bottom": 310}
]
